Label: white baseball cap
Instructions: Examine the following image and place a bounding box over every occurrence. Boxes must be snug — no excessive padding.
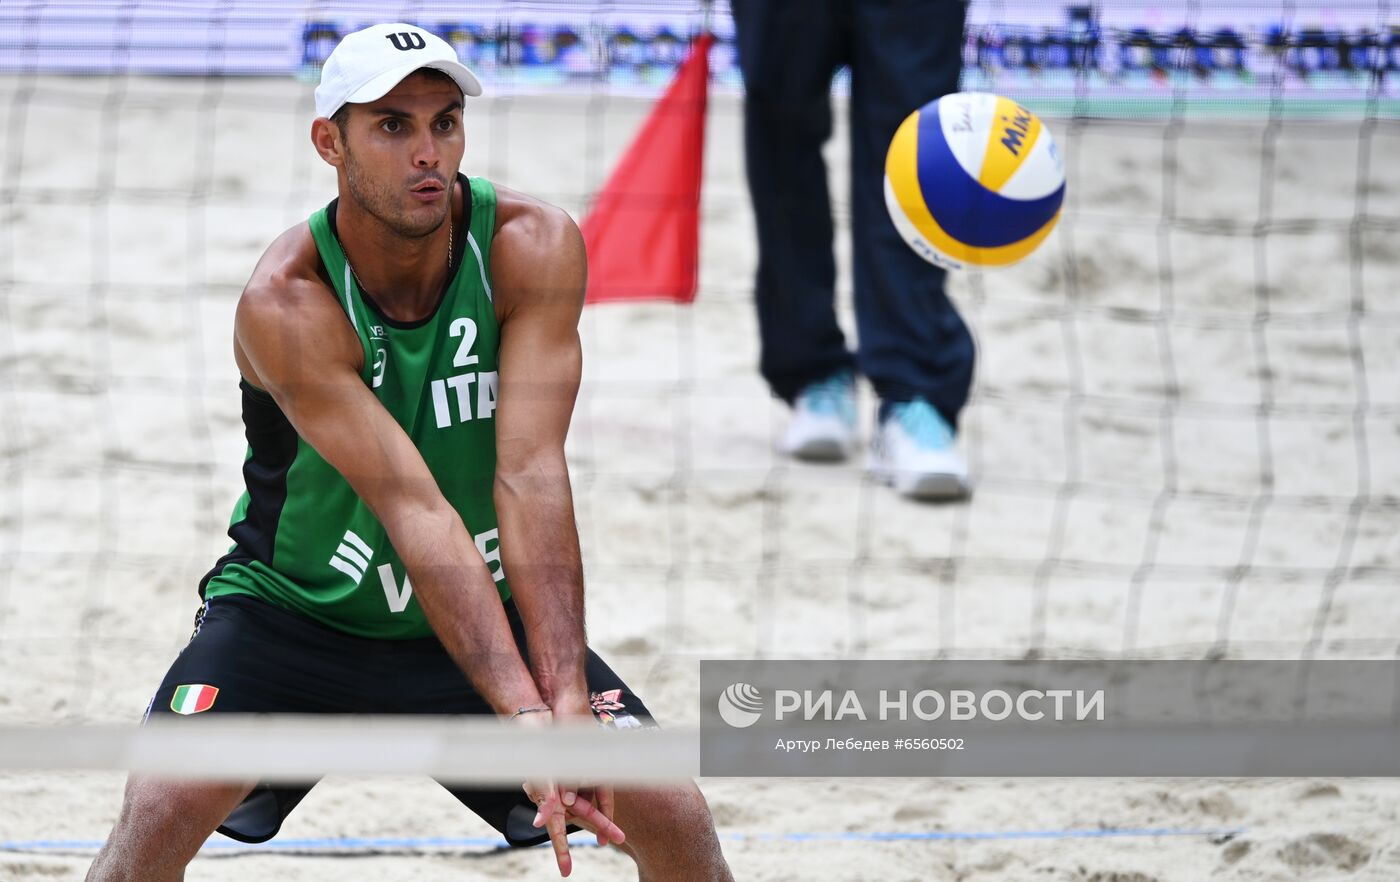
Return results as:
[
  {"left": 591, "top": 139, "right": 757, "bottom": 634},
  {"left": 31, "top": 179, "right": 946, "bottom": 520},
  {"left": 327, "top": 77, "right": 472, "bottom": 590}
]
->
[{"left": 314, "top": 23, "right": 483, "bottom": 119}]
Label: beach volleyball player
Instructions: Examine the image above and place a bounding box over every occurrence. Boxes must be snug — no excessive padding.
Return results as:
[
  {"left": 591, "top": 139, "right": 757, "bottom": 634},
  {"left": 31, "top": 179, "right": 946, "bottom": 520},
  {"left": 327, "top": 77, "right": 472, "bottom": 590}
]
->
[{"left": 86, "top": 23, "right": 732, "bottom": 882}]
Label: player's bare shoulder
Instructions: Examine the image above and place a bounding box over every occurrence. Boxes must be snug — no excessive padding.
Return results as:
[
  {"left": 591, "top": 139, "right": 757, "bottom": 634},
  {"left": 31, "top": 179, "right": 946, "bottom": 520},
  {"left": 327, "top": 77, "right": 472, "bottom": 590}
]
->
[
  {"left": 490, "top": 185, "right": 587, "bottom": 323},
  {"left": 234, "top": 222, "right": 363, "bottom": 388}
]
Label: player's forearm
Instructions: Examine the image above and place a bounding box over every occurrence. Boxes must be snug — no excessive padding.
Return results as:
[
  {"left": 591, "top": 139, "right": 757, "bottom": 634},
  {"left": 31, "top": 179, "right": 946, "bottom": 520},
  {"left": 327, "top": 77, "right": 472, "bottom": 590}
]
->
[
  {"left": 391, "top": 503, "right": 544, "bottom": 715},
  {"left": 495, "top": 465, "right": 588, "bottom": 701}
]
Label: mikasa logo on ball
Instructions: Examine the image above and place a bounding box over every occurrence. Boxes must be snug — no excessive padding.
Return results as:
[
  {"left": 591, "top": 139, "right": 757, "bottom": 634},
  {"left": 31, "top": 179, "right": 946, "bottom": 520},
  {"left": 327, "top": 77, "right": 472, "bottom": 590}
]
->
[
  {"left": 997, "top": 105, "right": 1034, "bottom": 156},
  {"left": 884, "top": 91, "right": 1065, "bottom": 272}
]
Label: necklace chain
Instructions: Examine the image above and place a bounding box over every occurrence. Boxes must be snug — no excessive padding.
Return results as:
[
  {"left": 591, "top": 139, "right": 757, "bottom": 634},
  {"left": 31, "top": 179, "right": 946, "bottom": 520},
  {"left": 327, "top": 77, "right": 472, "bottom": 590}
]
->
[{"left": 346, "top": 213, "right": 453, "bottom": 298}]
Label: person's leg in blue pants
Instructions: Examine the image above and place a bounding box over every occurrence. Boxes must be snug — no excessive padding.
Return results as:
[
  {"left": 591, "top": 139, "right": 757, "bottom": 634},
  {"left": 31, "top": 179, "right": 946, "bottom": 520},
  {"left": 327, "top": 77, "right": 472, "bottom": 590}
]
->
[
  {"left": 849, "top": 0, "right": 975, "bottom": 429},
  {"left": 732, "top": 0, "right": 855, "bottom": 405}
]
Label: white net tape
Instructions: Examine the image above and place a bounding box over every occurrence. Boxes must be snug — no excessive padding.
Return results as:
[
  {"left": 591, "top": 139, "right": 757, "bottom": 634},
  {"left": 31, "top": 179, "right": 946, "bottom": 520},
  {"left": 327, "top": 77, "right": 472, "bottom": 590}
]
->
[{"left": 0, "top": 718, "right": 699, "bottom": 784}]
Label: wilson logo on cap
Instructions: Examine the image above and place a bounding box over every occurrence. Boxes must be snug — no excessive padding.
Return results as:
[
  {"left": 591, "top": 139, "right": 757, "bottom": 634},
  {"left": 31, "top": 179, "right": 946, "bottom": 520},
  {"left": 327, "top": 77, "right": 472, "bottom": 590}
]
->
[{"left": 385, "top": 32, "right": 426, "bottom": 51}]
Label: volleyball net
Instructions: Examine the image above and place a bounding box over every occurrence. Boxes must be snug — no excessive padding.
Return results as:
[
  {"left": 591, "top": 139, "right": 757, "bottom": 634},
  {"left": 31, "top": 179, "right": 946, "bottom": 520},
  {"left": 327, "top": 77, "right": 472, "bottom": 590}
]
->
[{"left": 0, "top": 0, "right": 1398, "bottom": 786}]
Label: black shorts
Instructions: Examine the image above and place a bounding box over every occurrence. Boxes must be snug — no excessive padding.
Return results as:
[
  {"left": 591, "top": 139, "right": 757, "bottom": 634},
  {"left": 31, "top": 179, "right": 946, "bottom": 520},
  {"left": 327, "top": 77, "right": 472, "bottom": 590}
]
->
[{"left": 145, "top": 593, "right": 654, "bottom": 846}]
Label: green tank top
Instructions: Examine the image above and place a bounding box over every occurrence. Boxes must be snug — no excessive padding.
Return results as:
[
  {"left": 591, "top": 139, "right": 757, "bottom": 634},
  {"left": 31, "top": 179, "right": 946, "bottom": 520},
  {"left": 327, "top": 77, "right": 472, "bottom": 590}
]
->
[{"left": 201, "top": 175, "right": 510, "bottom": 639}]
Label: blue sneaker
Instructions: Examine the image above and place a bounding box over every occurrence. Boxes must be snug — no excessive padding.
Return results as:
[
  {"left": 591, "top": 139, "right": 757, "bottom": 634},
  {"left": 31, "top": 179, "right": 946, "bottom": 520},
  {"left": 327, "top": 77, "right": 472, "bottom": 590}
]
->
[
  {"left": 781, "top": 372, "right": 857, "bottom": 462},
  {"left": 869, "top": 398, "right": 970, "bottom": 499}
]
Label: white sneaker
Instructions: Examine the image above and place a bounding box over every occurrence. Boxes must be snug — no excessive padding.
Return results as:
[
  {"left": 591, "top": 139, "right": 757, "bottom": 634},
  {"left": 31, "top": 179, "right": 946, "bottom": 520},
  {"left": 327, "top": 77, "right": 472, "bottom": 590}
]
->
[
  {"left": 781, "top": 372, "right": 857, "bottom": 462},
  {"left": 869, "top": 399, "right": 971, "bottom": 500}
]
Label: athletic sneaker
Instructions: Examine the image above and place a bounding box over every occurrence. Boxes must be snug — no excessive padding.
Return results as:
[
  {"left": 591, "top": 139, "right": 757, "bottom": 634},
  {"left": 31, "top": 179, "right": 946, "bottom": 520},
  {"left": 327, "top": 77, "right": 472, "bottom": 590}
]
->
[
  {"left": 781, "top": 371, "right": 857, "bottom": 462},
  {"left": 868, "top": 398, "right": 971, "bottom": 500}
]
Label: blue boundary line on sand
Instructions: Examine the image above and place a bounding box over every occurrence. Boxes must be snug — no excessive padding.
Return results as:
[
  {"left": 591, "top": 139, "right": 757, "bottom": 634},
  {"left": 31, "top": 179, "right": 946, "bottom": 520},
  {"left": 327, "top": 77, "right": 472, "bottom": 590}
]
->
[{"left": 0, "top": 827, "right": 1242, "bottom": 854}]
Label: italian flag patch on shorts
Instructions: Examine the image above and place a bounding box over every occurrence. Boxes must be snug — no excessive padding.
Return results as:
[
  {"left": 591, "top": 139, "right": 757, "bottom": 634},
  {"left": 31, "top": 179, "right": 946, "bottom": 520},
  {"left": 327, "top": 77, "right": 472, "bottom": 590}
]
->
[{"left": 170, "top": 684, "right": 219, "bottom": 715}]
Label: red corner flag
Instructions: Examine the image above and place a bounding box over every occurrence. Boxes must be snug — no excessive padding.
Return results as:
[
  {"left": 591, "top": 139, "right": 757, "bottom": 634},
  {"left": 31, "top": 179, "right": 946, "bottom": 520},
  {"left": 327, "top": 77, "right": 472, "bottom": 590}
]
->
[{"left": 581, "top": 33, "right": 713, "bottom": 304}]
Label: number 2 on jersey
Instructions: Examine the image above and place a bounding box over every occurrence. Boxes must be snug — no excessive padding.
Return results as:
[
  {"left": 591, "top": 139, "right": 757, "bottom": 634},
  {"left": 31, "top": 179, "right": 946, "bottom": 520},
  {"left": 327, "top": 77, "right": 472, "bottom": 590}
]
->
[{"left": 450, "top": 317, "right": 478, "bottom": 367}]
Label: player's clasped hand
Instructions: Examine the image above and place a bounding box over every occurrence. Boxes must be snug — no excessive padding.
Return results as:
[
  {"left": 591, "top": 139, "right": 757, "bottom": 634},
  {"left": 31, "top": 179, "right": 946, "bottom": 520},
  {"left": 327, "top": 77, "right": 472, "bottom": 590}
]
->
[
  {"left": 524, "top": 783, "right": 627, "bottom": 876},
  {"left": 517, "top": 709, "right": 626, "bottom": 877}
]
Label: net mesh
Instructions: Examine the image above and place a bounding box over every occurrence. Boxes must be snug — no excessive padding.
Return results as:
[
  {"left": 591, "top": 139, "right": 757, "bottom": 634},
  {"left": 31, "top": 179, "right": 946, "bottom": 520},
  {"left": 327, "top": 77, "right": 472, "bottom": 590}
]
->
[
  {"left": 0, "top": 0, "right": 1396, "bottom": 795},
  {"left": 1, "top": 0, "right": 1398, "bottom": 717}
]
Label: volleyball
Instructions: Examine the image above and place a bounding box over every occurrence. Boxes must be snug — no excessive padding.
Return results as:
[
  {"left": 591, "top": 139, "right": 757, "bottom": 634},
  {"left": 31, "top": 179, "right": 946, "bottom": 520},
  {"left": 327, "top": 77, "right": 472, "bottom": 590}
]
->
[{"left": 884, "top": 91, "right": 1065, "bottom": 271}]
